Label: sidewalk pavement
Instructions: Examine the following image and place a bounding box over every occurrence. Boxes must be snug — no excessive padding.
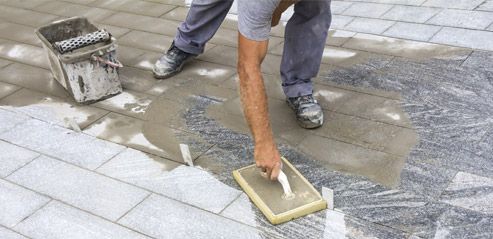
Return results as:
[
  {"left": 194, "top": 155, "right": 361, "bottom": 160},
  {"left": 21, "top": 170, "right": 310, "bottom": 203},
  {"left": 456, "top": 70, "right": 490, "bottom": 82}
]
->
[{"left": 0, "top": 0, "right": 493, "bottom": 238}]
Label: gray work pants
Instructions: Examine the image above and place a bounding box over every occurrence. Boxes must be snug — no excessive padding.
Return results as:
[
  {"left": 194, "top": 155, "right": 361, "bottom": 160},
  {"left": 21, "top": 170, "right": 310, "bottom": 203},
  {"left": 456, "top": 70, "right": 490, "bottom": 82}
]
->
[{"left": 174, "top": 0, "right": 332, "bottom": 98}]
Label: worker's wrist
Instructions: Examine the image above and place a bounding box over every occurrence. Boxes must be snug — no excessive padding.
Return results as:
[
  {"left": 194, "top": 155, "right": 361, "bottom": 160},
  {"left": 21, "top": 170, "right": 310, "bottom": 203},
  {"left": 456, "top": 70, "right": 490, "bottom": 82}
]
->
[{"left": 254, "top": 135, "right": 275, "bottom": 147}]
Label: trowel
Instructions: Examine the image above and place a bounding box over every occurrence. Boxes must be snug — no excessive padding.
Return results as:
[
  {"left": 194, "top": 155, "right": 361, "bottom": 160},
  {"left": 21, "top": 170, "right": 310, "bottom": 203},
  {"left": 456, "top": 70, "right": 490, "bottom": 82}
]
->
[{"left": 233, "top": 157, "right": 327, "bottom": 224}]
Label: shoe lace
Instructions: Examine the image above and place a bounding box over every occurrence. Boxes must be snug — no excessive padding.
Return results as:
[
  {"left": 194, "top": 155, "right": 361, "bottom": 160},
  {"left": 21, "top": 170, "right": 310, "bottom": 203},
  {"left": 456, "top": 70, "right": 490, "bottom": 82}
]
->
[
  {"left": 167, "top": 45, "right": 182, "bottom": 57},
  {"left": 297, "top": 95, "right": 315, "bottom": 105}
]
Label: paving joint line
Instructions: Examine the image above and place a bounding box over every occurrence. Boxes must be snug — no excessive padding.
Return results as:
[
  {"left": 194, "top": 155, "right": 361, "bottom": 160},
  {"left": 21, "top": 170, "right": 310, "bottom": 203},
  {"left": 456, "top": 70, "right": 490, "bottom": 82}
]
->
[
  {"left": 115, "top": 193, "right": 152, "bottom": 222},
  {"left": 1, "top": 154, "right": 42, "bottom": 179},
  {"left": 10, "top": 198, "right": 53, "bottom": 229},
  {"left": 0, "top": 224, "right": 33, "bottom": 239},
  {"left": 217, "top": 192, "right": 242, "bottom": 215},
  {"left": 0, "top": 87, "right": 23, "bottom": 101},
  {"left": 0, "top": 139, "right": 249, "bottom": 228}
]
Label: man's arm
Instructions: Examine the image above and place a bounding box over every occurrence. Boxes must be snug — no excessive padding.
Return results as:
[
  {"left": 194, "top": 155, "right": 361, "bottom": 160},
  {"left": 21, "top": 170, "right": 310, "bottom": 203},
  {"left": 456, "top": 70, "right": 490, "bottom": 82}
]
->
[{"left": 237, "top": 32, "right": 281, "bottom": 181}]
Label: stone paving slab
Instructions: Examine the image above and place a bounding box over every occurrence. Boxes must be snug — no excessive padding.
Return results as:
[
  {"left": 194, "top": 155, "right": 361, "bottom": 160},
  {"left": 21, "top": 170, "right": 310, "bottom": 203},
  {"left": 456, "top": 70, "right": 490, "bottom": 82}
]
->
[
  {"left": 0, "top": 141, "right": 39, "bottom": 178},
  {"left": 383, "top": 22, "right": 441, "bottom": 41},
  {"left": 0, "top": 5, "right": 58, "bottom": 27},
  {"left": 0, "top": 22, "right": 41, "bottom": 46},
  {"left": 431, "top": 27, "right": 493, "bottom": 51},
  {"left": 440, "top": 171, "right": 493, "bottom": 214},
  {"left": 34, "top": 1, "right": 116, "bottom": 22},
  {"left": 14, "top": 201, "right": 151, "bottom": 239},
  {"left": 0, "top": 119, "right": 125, "bottom": 170},
  {"left": 427, "top": 9, "right": 493, "bottom": 30},
  {"left": 0, "top": 227, "right": 26, "bottom": 239},
  {"left": 84, "top": 113, "right": 213, "bottom": 163},
  {"left": 91, "top": 0, "right": 175, "bottom": 17},
  {"left": 422, "top": 0, "right": 485, "bottom": 10},
  {"left": 344, "top": 17, "right": 395, "bottom": 35},
  {"left": 7, "top": 155, "right": 150, "bottom": 221},
  {"left": 381, "top": 5, "right": 440, "bottom": 23},
  {"left": 118, "top": 193, "right": 268, "bottom": 239},
  {"left": 0, "top": 40, "right": 49, "bottom": 69},
  {"left": 97, "top": 148, "right": 241, "bottom": 214},
  {"left": 0, "top": 179, "right": 50, "bottom": 228},
  {"left": 0, "top": 88, "right": 109, "bottom": 130},
  {"left": 0, "top": 63, "right": 70, "bottom": 99},
  {"left": 0, "top": 82, "right": 20, "bottom": 100},
  {"left": 0, "top": 109, "right": 29, "bottom": 134}
]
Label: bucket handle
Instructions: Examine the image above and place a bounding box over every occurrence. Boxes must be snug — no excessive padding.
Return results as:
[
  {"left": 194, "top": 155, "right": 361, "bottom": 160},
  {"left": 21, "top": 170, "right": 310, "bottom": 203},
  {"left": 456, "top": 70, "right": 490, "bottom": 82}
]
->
[{"left": 91, "top": 55, "right": 123, "bottom": 68}]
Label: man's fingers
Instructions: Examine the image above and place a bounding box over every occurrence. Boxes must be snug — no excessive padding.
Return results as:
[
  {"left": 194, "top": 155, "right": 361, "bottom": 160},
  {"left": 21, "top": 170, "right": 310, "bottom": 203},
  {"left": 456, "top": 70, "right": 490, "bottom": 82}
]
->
[{"left": 270, "top": 161, "right": 281, "bottom": 181}]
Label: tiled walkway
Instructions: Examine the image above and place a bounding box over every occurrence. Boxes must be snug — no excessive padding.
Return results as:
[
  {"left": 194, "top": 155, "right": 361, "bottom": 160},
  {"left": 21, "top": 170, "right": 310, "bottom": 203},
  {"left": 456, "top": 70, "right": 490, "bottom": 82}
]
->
[{"left": 0, "top": 0, "right": 493, "bottom": 238}]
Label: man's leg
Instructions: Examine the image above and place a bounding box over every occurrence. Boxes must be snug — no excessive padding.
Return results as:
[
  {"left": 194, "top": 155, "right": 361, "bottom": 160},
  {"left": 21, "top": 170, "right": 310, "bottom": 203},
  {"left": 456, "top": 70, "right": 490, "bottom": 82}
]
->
[
  {"left": 154, "top": 0, "right": 233, "bottom": 78},
  {"left": 281, "top": 0, "right": 332, "bottom": 97},
  {"left": 174, "top": 0, "right": 234, "bottom": 55},
  {"left": 281, "top": 0, "right": 331, "bottom": 129}
]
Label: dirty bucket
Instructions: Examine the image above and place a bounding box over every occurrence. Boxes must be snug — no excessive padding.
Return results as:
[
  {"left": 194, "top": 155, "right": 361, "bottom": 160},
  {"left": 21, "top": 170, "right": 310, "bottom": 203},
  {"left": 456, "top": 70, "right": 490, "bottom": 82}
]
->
[{"left": 35, "top": 17, "right": 122, "bottom": 104}]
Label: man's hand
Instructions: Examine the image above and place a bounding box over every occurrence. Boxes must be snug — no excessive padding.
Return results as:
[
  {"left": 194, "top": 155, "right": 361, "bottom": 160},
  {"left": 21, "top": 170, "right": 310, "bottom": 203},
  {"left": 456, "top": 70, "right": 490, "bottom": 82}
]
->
[
  {"left": 237, "top": 32, "right": 281, "bottom": 180},
  {"left": 255, "top": 140, "right": 282, "bottom": 180},
  {"left": 271, "top": 0, "right": 297, "bottom": 27}
]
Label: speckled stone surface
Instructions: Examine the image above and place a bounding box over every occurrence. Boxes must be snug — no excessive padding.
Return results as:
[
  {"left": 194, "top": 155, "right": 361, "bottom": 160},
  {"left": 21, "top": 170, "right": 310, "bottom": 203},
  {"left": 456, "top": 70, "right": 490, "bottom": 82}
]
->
[{"left": 1, "top": 1, "right": 493, "bottom": 237}]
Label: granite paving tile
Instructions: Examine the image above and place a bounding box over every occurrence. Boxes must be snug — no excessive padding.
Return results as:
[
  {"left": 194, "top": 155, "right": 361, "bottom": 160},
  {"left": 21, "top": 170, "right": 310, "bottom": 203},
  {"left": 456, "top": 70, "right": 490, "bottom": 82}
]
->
[
  {"left": 355, "top": 0, "right": 426, "bottom": 4},
  {"left": 197, "top": 45, "right": 237, "bottom": 68},
  {"left": 117, "top": 45, "right": 148, "bottom": 66},
  {"left": 343, "top": 33, "right": 472, "bottom": 60},
  {"left": 440, "top": 171, "right": 493, "bottom": 214},
  {"left": 0, "top": 140, "right": 39, "bottom": 178},
  {"left": 430, "top": 27, "right": 493, "bottom": 51},
  {"left": 0, "top": 22, "right": 41, "bottom": 46},
  {"left": 101, "top": 12, "right": 180, "bottom": 36},
  {"left": 0, "top": 5, "right": 58, "bottom": 27},
  {"left": 0, "top": 40, "right": 49, "bottom": 69},
  {"left": 146, "top": 60, "right": 236, "bottom": 95},
  {"left": 0, "top": 82, "right": 19, "bottom": 100},
  {"left": 14, "top": 201, "right": 151, "bottom": 239},
  {"left": 34, "top": 1, "right": 116, "bottom": 22},
  {"left": 161, "top": 6, "right": 188, "bottom": 21},
  {"left": 331, "top": 1, "right": 353, "bottom": 14},
  {"left": 0, "top": 119, "right": 125, "bottom": 170},
  {"left": 381, "top": 5, "right": 441, "bottom": 23},
  {"left": 83, "top": 113, "right": 212, "bottom": 163},
  {"left": 0, "top": 88, "right": 108, "bottom": 129},
  {"left": 330, "top": 15, "right": 355, "bottom": 29},
  {"left": 92, "top": 0, "right": 175, "bottom": 17},
  {"left": 95, "top": 24, "right": 131, "bottom": 38},
  {"left": 0, "top": 108, "right": 30, "bottom": 134},
  {"left": 118, "top": 193, "right": 267, "bottom": 239},
  {"left": 398, "top": 160, "right": 457, "bottom": 200},
  {"left": 427, "top": 9, "right": 493, "bottom": 30},
  {"left": 297, "top": 134, "right": 405, "bottom": 187},
  {"left": 0, "top": 58, "right": 11, "bottom": 68},
  {"left": 342, "top": 2, "right": 394, "bottom": 18},
  {"left": 220, "top": 193, "right": 409, "bottom": 239},
  {"left": 60, "top": 0, "right": 96, "bottom": 4},
  {"left": 478, "top": 0, "right": 493, "bottom": 11},
  {"left": 326, "top": 29, "right": 356, "bottom": 46},
  {"left": 118, "top": 66, "right": 158, "bottom": 93},
  {"left": 119, "top": 30, "right": 174, "bottom": 52},
  {"left": 383, "top": 22, "right": 441, "bottom": 42},
  {"left": 97, "top": 148, "right": 241, "bottom": 213},
  {"left": 422, "top": 0, "right": 485, "bottom": 10},
  {"left": 315, "top": 111, "right": 417, "bottom": 156},
  {"left": 7, "top": 156, "right": 150, "bottom": 221},
  {"left": 93, "top": 90, "right": 154, "bottom": 120},
  {"left": 0, "top": 0, "right": 50, "bottom": 9},
  {"left": 411, "top": 203, "right": 493, "bottom": 238},
  {"left": 462, "top": 51, "right": 493, "bottom": 70},
  {"left": 0, "top": 179, "right": 50, "bottom": 227},
  {"left": 0, "top": 226, "right": 27, "bottom": 239},
  {"left": 0, "top": 63, "right": 69, "bottom": 99}
]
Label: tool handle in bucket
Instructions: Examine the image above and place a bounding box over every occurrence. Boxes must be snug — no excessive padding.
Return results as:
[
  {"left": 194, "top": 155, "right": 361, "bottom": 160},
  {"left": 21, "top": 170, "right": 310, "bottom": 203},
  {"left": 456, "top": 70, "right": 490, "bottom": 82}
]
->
[{"left": 91, "top": 55, "right": 123, "bottom": 68}]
